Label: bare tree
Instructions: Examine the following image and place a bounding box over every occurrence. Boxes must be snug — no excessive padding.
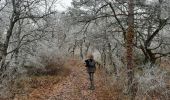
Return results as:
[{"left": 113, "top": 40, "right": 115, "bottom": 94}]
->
[{"left": 0, "top": 0, "right": 57, "bottom": 73}]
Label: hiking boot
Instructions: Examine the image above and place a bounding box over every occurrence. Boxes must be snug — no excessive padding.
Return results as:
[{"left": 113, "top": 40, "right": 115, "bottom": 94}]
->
[
  {"left": 88, "top": 86, "right": 95, "bottom": 90},
  {"left": 90, "top": 86, "right": 95, "bottom": 90}
]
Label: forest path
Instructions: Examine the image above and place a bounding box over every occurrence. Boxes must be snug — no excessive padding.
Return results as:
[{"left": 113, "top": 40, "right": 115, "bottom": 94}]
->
[{"left": 27, "top": 59, "right": 118, "bottom": 100}]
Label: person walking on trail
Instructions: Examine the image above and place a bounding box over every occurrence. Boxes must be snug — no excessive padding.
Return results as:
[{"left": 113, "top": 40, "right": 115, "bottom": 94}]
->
[{"left": 84, "top": 54, "right": 96, "bottom": 90}]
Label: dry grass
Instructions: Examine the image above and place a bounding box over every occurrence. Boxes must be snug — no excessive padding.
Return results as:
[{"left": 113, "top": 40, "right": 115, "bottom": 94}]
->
[
  {"left": 7, "top": 57, "right": 71, "bottom": 100},
  {"left": 2, "top": 57, "right": 170, "bottom": 100},
  {"left": 27, "top": 54, "right": 69, "bottom": 76},
  {"left": 94, "top": 59, "right": 170, "bottom": 100}
]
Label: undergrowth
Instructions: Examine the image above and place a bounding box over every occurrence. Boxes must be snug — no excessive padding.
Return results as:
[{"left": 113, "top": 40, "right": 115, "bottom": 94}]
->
[{"left": 8, "top": 55, "right": 71, "bottom": 100}]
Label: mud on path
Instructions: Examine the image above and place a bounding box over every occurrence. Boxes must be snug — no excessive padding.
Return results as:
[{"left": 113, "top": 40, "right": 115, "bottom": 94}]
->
[{"left": 17, "top": 60, "right": 119, "bottom": 100}]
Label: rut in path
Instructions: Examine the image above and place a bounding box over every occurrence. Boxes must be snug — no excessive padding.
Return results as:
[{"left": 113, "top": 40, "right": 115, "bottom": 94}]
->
[{"left": 27, "top": 61, "right": 119, "bottom": 100}]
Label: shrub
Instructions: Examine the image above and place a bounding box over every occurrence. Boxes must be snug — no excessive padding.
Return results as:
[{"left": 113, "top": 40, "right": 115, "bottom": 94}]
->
[
  {"left": 135, "top": 63, "right": 169, "bottom": 99},
  {"left": 10, "top": 56, "right": 70, "bottom": 99},
  {"left": 26, "top": 50, "right": 69, "bottom": 76}
]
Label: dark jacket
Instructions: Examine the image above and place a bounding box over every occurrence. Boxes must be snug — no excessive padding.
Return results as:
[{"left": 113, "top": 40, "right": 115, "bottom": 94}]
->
[{"left": 85, "top": 59, "right": 96, "bottom": 73}]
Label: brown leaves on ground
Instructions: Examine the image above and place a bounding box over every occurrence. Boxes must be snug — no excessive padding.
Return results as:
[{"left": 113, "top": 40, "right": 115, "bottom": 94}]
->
[
  {"left": 46, "top": 59, "right": 121, "bottom": 100},
  {"left": 14, "top": 59, "right": 121, "bottom": 100}
]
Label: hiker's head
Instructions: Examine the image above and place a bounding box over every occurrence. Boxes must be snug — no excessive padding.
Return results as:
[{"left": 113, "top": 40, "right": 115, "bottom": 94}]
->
[{"left": 87, "top": 53, "right": 94, "bottom": 60}]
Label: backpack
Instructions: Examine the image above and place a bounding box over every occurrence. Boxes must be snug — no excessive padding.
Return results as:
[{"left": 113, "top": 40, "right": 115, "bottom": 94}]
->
[{"left": 85, "top": 59, "right": 95, "bottom": 68}]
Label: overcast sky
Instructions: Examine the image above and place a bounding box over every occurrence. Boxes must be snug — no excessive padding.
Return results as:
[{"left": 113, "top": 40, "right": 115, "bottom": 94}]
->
[{"left": 56, "top": 0, "right": 72, "bottom": 11}]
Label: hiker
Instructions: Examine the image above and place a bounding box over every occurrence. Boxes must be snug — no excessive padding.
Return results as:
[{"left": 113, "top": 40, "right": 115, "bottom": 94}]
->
[{"left": 84, "top": 54, "right": 96, "bottom": 90}]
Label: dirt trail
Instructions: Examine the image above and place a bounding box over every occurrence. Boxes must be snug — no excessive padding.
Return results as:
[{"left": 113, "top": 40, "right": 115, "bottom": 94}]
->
[
  {"left": 21, "top": 60, "right": 118, "bottom": 100},
  {"left": 48, "top": 66, "right": 97, "bottom": 100}
]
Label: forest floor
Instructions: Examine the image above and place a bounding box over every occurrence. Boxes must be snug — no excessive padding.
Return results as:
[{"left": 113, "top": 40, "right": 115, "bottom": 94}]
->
[
  {"left": 13, "top": 59, "right": 121, "bottom": 100},
  {"left": 2, "top": 59, "right": 170, "bottom": 100}
]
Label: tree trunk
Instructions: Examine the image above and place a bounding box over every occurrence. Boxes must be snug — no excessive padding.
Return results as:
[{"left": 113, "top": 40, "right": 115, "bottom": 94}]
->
[
  {"left": 84, "top": 42, "right": 90, "bottom": 57},
  {"left": 14, "top": 20, "right": 22, "bottom": 65},
  {"left": 101, "top": 46, "right": 106, "bottom": 67},
  {"left": 107, "top": 43, "right": 117, "bottom": 76},
  {"left": 79, "top": 41, "right": 83, "bottom": 59},
  {"left": 0, "top": 13, "right": 16, "bottom": 72},
  {"left": 0, "top": 0, "right": 19, "bottom": 72},
  {"left": 71, "top": 41, "right": 77, "bottom": 57},
  {"left": 126, "top": 0, "right": 135, "bottom": 99}
]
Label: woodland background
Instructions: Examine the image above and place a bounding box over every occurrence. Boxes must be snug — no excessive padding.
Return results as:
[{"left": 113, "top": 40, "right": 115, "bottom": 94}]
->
[{"left": 0, "top": 0, "right": 170, "bottom": 100}]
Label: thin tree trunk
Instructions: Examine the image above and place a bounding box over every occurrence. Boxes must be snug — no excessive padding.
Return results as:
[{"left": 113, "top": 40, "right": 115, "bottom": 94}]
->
[
  {"left": 107, "top": 43, "right": 117, "bottom": 76},
  {"left": 84, "top": 42, "right": 90, "bottom": 57},
  {"left": 80, "top": 41, "right": 83, "bottom": 59},
  {"left": 72, "top": 41, "right": 77, "bottom": 57},
  {"left": 0, "top": 13, "right": 16, "bottom": 72},
  {"left": 101, "top": 46, "right": 106, "bottom": 67},
  {"left": 14, "top": 20, "right": 22, "bottom": 65},
  {"left": 0, "top": 0, "right": 18, "bottom": 72}
]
